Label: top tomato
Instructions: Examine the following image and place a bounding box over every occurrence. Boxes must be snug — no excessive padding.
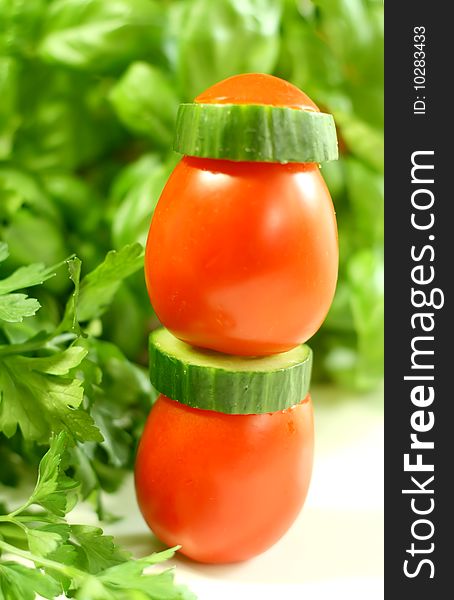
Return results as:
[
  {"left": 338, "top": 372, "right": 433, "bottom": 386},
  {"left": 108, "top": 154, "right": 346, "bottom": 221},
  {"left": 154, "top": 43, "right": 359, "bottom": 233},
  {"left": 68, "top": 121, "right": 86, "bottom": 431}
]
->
[
  {"left": 195, "top": 72, "right": 319, "bottom": 110},
  {"left": 145, "top": 74, "right": 338, "bottom": 356}
]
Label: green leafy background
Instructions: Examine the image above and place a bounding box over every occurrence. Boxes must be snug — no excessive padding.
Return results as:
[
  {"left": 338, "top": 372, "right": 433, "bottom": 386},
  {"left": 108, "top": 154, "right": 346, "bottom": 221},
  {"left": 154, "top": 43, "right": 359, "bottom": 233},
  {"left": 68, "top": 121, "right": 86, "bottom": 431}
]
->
[
  {"left": 0, "top": 1, "right": 383, "bottom": 595},
  {"left": 1, "top": 0, "right": 383, "bottom": 390}
]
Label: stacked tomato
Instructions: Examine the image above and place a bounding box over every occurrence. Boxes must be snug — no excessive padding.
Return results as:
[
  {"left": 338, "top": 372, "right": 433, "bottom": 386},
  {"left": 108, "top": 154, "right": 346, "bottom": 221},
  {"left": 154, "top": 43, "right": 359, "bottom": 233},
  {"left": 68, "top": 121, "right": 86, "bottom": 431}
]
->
[{"left": 135, "top": 74, "right": 338, "bottom": 563}]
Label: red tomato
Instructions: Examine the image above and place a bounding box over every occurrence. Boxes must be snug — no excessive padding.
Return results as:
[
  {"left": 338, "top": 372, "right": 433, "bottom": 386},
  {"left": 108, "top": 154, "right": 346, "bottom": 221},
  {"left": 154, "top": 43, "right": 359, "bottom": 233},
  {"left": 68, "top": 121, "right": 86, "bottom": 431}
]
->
[
  {"left": 145, "top": 73, "right": 338, "bottom": 355},
  {"left": 135, "top": 394, "right": 314, "bottom": 563},
  {"left": 145, "top": 157, "right": 338, "bottom": 355}
]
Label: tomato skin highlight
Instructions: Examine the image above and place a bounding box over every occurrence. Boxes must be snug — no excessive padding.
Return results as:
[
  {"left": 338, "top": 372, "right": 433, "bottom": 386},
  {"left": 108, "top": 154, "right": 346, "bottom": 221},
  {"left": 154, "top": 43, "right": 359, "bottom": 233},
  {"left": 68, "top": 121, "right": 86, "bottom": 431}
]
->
[
  {"left": 145, "top": 157, "right": 338, "bottom": 356},
  {"left": 134, "top": 394, "right": 314, "bottom": 564}
]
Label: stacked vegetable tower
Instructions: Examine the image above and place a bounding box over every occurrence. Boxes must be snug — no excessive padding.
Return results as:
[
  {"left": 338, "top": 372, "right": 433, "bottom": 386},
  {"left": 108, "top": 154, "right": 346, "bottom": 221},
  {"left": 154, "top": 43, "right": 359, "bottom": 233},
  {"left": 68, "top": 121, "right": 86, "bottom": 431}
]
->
[{"left": 135, "top": 74, "right": 338, "bottom": 564}]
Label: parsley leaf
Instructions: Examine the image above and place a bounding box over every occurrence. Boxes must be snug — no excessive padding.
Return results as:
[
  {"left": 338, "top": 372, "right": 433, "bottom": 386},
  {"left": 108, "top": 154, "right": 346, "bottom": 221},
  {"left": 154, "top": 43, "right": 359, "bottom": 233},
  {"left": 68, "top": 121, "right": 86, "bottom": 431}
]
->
[
  {"left": 26, "top": 525, "right": 66, "bottom": 558},
  {"left": 0, "top": 250, "right": 65, "bottom": 323},
  {"left": 0, "top": 243, "right": 194, "bottom": 598},
  {"left": 0, "top": 562, "right": 60, "bottom": 600},
  {"left": 76, "top": 243, "right": 144, "bottom": 322},
  {"left": 0, "top": 435, "right": 196, "bottom": 600},
  {"left": 26, "top": 432, "right": 79, "bottom": 516},
  {"left": 0, "top": 346, "right": 102, "bottom": 443},
  {"left": 0, "top": 262, "right": 60, "bottom": 295},
  {"left": 96, "top": 551, "right": 196, "bottom": 600},
  {"left": 70, "top": 525, "right": 131, "bottom": 574},
  {"left": 0, "top": 293, "right": 40, "bottom": 323}
]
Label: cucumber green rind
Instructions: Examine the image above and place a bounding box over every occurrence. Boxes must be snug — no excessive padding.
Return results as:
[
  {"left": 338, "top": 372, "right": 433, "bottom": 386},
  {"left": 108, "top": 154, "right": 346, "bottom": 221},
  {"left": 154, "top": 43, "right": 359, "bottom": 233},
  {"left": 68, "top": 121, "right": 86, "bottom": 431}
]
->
[
  {"left": 149, "top": 328, "right": 312, "bottom": 414},
  {"left": 173, "top": 103, "right": 338, "bottom": 164}
]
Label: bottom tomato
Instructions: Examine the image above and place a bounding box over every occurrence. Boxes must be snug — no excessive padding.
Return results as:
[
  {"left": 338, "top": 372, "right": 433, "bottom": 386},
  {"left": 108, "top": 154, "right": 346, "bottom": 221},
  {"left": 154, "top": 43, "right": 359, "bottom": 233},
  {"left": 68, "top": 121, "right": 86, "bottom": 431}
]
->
[{"left": 134, "top": 394, "right": 314, "bottom": 563}]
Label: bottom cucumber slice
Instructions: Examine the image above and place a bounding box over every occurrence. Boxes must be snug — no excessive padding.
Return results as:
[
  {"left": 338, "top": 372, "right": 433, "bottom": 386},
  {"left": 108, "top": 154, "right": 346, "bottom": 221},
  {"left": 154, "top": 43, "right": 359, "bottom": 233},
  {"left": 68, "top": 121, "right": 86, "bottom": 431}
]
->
[{"left": 149, "top": 328, "right": 312, "bottom": 414}]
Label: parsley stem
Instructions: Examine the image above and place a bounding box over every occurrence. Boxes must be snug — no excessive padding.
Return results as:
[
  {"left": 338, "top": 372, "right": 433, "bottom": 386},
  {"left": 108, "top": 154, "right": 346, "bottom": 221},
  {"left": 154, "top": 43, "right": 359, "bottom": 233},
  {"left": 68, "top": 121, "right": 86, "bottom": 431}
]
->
[
  {"left": 0, "top": 515, "right": 28, "bottom": 532},
  {"left": 0, "top": 332, "right": 77, "bottom": 358},
  {"left": 6, "top": 500, "right": 32, "bottom": 518},
  {"left": 0, "top": 538, "right": 81, "bottom": 579},
  {"left": 10, "top": 514, "right": 56, "bottom": 522},
  {"left": 0, "top": 339, "right": 51, "bottom": 357}
]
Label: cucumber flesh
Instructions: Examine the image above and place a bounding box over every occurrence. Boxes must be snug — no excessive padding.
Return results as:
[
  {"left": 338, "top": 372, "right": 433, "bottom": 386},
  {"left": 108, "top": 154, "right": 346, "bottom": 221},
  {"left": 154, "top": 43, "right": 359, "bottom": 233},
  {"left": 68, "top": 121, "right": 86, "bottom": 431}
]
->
[
  {"left": 149, "top": 328, "right": 312, "bottom": 415},
  {"left": 173, "top": 103, "right": 338, "bottom": 164}
]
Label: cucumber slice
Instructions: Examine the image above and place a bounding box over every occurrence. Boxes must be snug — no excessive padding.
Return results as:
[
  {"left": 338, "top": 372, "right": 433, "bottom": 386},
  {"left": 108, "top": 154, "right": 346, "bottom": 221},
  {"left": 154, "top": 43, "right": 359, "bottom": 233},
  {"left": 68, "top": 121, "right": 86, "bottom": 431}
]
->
[
  {"left": 173, "top": 103, "right": 338, "bottom": 164},
  {"left": 149, "top": 328, "right": 312, "bottom": 414}
]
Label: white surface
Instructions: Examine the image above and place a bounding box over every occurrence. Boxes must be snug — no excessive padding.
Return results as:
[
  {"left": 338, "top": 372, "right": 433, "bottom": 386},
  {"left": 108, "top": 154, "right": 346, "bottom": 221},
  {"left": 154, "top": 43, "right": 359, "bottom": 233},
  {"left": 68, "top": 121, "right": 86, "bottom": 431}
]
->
[{"left": 94, "top": 384, "right": 384, "bottom": 600}]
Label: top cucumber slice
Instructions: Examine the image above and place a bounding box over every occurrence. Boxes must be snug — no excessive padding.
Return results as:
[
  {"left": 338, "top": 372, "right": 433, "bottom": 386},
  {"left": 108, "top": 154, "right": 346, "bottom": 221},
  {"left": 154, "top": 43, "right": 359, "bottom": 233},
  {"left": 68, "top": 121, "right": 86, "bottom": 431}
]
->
[
  {"left": 173, "top": 103, "right": 338, "bottom": 164},
  {"left": 149, "top": 328, "right": 312, "bottom": 415}
]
